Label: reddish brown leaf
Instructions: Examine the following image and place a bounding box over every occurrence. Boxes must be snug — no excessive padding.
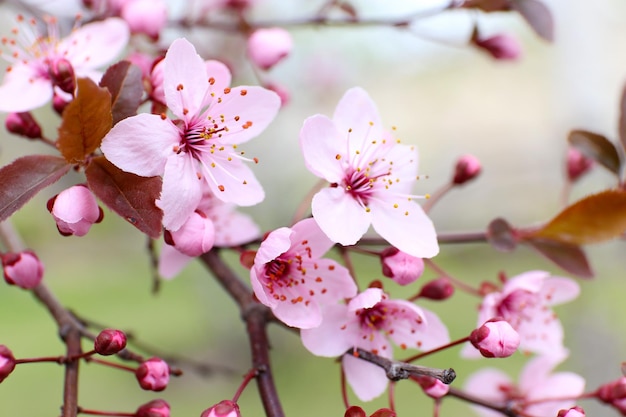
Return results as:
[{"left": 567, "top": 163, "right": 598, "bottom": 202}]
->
[
  {"left": 0, "top": 155, "right": 70, "bottom": 221},
  {"left": 99, "top": 61, "right": 143, "bottom": 125},
  {"left": 58, "top": 77, "right": 112, "bottom": 163},
  {"left": 511, "top": 0, "right": 554, "bottom": 42},
  {"left": 486, "top": 217, "right": 518, "bottom": 252},
  {"left": 619, "top": 84, "right": 626, "bottom": 153},
  {"left": 85, "top": 156, "right": 163, "bottom": 238},
  {"left": 568, "top": 130, "right": 621, "bottom": 175},
  {"left": 527, "top": 189, "right": 626, "bottom": 245},
  {"left": 523, "top": 237, "right": 593, "bottom": 278}
]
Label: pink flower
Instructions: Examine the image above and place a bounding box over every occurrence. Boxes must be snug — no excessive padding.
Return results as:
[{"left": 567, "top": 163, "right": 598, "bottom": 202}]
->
[
  {"left": 201, "top": 400, "right": 240, "bottom": 417},
  {"left": 247, "top": 28, "right": 293, "bottom": 70},
  {"left": 94, "top": 329, "right": 127, "bottom": 356},
  {"left": 120, "top": 0, "right": 168, "bottom": 40},
  {"left": 301, "top": 288, "right": 449, "bottom": 401},
  {"left": 463, "top": 270, "right": 579, "bottom": 357},
  {"left": 2, "top": 251, "right": 44, "bottom": 289},
  {"left": 299, "top": 87, "right": 438, "bottom": 258},
  {"left": 0, "top": 16, "right": 129, "bottom": 112},
  {"left": 380, "top": 247, "right": 424, "bottom": 285},
  {"left": 464, "top": 352, "right": 584, "bottom": 417},
  {"left": 135, "top": 399, "right": 170, "bottom": 417},
  {"left": 164, "top": 211, "right": 215, "bottom": 257},
  {"left": 250, "top": 218, "right": 357, "bottom": 329},
  {"left": 101, "top": 38, "right": 280, "bottom": 231},
  {"left": 413, "top": 375, "right": 450, "bottom": 399},
  {"left": 469, "top": 318, "right": 520, "bottom": 358},
  {"left": 47, "top": 185, "right": 104, "bottom": 237},
  {"left": 136, "top": 357, "right": 170, "bottom": 391}
]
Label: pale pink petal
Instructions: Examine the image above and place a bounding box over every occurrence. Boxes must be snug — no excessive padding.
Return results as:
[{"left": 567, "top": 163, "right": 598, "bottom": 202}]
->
[
  {"left": 201, "top": 157, "right": 264, "bottom": 206},
  {"left": 299, "top": 114, "right": 346, "bottom": 182},
  {"left": 0, "top": 65, "right": 52, "bottom": 112},
  {"left": 254, "top": 227, "right": 292, "bottom": 264},
  {"left": 380, "top": 142, "right": 420, "bottom": 193},
  {"left": 370, "top": 199, "right": 439, "bottom": 258},
  {"left": 250, "top": 267, "right": 274, "bottom": 307},
  {"left": 541, "top": 277, "right": 580, "bottom": 306},
  {"left": 163, "top": 38, "right": 210, "bottom": 119},
  {"left": 206, "top": 86, "right": 280, "bottom": 145},
  {"left": 332, "top": 87, "right": 383, "bottom": 152},
  {"left": 311, "top": 187, "right": 371, "bottom": 246},
  {"left": 301, "top": 304, "right": 357, "bottom": 356},
  {"left": 502, "top": 270, "right": 548, "bottom": 296},
  {"left": 464, "top": 368, "right": 512, "bottom": 417},
  {"left": 342, "top": 347, "right": 389, "bottom": 401},
  {"left": 101, "top": 113, "right": 179, "bottom": 177},
  {"left": 348, "top": 288, "right": 384, "bottom": 311},
  {"left": 61, "top": 18, "right": 130, "bottom": 70},
  {"left": 306, "top": 259, "right": 357, "bottom": 303},
  {"left": 157, "top": 154, "right": 204, "bottom": 231},
  {"left": 524, "top": 372, "right": 585, "bottom": 416},
  {"left": 518, "top": 350, "right": 568, "bottom": 392},
  {"left": 289, "top": 218, "right": 335, "bottom": 259},
  {"left": 211, "top": 209, "right": 260, "bottom": 247},
  {"left": 415, "top": 307, "right": 450, "bottom": 351},
  {"left": 515, "top": 305, "right": 564, "bottom": 355},
  {"left": 158, "top": 244, "right": 193, "bottom": 280},
  {"left": 205, "top": 60, "right": 231, "bottom": 98},
  {"left": 272, "top": 297, "right": 322, "bottom": 329}
]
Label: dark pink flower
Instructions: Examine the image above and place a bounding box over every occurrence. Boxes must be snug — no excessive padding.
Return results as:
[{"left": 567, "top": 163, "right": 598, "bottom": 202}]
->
[
  {"left": 247, "top": 28, "right": 293, "bottom": 70},
  {"left": 94, "top": 329, "right": 127, "bottom": 356},
  {"left": 0, "top": 345, "right": 16, "bottom": 383},
  {"left": 5, "top": 112, "right": 42, "bottom": 139},
  {"left": 470, "top": 318, "right": 520, "bottom": 358},
  {"left": 135, "top": 399, "right": 170, "bottom": 417},
  {"left": 452, "top": 154, "right": 482, "bottom": 185},
  {"left": 380, "top": 247, "right": 424, "bottom": 285},
  {"left": 136, "top": 358, "right": 170, "bottom": 391},
  {"left": 201, "top": 400, "right": 240, "bottom": 417},
  {"left": 418, "top": 277, "right": 454, "bottom": 300},
  {"left": 47, "top": 185, "right": 103, "bottom": 237},
  {"left": 2, "top": 251, "right": 44, "bottom": 289}
]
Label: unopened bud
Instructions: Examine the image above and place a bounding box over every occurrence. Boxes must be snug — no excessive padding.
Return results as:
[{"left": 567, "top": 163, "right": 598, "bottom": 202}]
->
[
  {"left": 472, "top": 33, "right": 522, "bottom": 61},
  {"left": 566, "top": 148, "right": 593, "bottom": 182},
  {"left": 121, "top": 0, "right": 167, "bottom": 41},
  {"left": 452, "top": 154, "right": 482, "bottom": 185},
  {"left": 380, "top": 247, "right": 424, "bottom": 286},
  {"left": 5, "top": 112, "right": 42, "bottom": 139},
  {"left": 597, "top": 377, "right": 626, "bottom": 402},
  {"left": 413, "top": 375, "right": 449, "bottom": 399},
  {"left": 163, "top": 211, "right": 215, "bottom": 257},
  {"left": 53, "top": 93, "right": 70, "bottom": 115},
  {"left": 94, "top": 329, "right": 127, "bottom": 356},
  {"left": 247, "top": 28, "right": 293, "bottom": 70},
  {"left": 136, "top": 358, "right": 170, "bottom": 391},
  {"left": 370, "top": 409, "right": 396, "bottom": 417},
  {"left": 557, "top": 406, "right": 585, "bottom": 417},
  {"left": 344, "top": 406, "right": 367, "bottom": 417},
  {"left": 48, "top": 58, "right": 76, "bottom": 94},
  {"left": 0, "top": 345, "right": 16, "bottom": 383},
  {"left": 2, "top": 251, "right": 44, "bottom": 289},
  {"left": 201, "top": 400, "right": 241, "bottom": 417},
  {"left": 136, "top": 399, "right": 171, "bottom": 417},
  {"left": 47, "top": 185, "right": 104, "bottom": 237},
  {"left": 470, "top": 318, "right": 520, "bottom": 358},
  {"left": 418, "top": 277, "right": 454, "bottom": 300}
]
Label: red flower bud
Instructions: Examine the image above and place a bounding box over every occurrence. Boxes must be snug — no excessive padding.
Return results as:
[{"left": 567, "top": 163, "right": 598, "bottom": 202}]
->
[
  {"left": 94, "top": 329, "right": 127, "bottom": 356},
  {"left": 48, "top": 58, "right": 76, "bottom": 95},
  {"left": 0, "top": 345, "right": 16, "bottom": 383},
  {"left": 2, "top": 251, "right": 44, "bottom": 289},
  {"left": 418, "top": 277, "right": 454, "bottom": 301},
  {"left": 135, "top": 399, "right": 171, "bottom": 417},
  {"left": 452, "top": 154, "right": 482, "bottom": 185},
  {"left": 470, "top": 318, "right": 520, "bottom": 358},
  {"left": 5, "top": 112, "right": 42, "bottom": 139},
  {"left": 566, "top": 148, "right": 593, "bottom": 182},
  {"left": 52, "top": 93, "right": 70, "bottom": 115},
  {"left": 201, "top": 400, "right": 240, "bottom": 417},
  {"left": 344, "top": 406, "right": 367, "bottom": 417},
  {"left": 380, "top": 247, "right": 424, "bottom": 285},
  {"left": 136, "top": 357, "right": 170, "bottom": 391}
]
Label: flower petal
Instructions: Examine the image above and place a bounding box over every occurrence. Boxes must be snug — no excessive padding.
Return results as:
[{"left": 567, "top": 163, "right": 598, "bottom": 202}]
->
[
  {"left": 342, "top": 349, "right": 388, "bottom": 401},
  {"left": 348, "top": 288, "right": 384, "bottom": 311},
  {"left": 333, "top": 87, "right": 383, "bottom": 152},
  {"left": 312, "top": 187, "right": 371, "bottom": 246},
  {"left": 305, "top": 258, "right": 357, "bottom": 304},
  {"left": 541, "top": 277, "right": 580, "bottom": 306},
  {"left": 62, "top": 18, "right": 130, "bottom": 70},
  {"left": 157, "top": 154, "right": 203, "bottom": 231},
  {"left": 300, "top": 304, "right": 356, "bottom": 356},
  {"left": 515, "top": 305, "right": 564, "bottom": 355},
  {"left": 158, "top": 244, "right": 193, "bottom": 280},
  {"left": 255, "top": 227, "right": 292, "bottom": 264},
  {"left": 464, "top": 368, "right": 512, "bottom": 417},
  {"left": 289, "top": 218, "right": 335, "bottom": 259},
  {"left": 205, "top": 60, "right": 231, "bottom": 93},
  {"left": 272, "top": 298, "right": 323, "bottom": 329},
  {"left": 201, "top": 156, "right": 265, "bottom": 206},
  {"left": 299, "top": 114, "right": 346, "bottom": 182},
  {"left": 0, "top": 65, "right": 52, "bottom": 112}
]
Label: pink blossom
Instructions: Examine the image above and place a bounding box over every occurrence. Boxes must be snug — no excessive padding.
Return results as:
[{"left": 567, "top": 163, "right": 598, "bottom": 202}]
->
[
  {"left": 0, "top": 16, "right": 129, "bottom": 112},
  {"left": 463, "top": 270, "right": 579, "bottom": 357},
  {"left": 250, "top": 218, "right": 357, "bottom": 329},
  {"left": 136, "top": 357, "right": 170, "bottom": 391},
  {"left": 247, "top": 28, "right": 293, "bottom": 70},
  {"left": 301, "top": 288, "right": 449, "bottom": 401},
  {"left": 469, "top": 318, "right": 520, "bottom": 358},
  {"left": 2, "top": 251, "right": 44, "bottom": 289},
  {"left": 101, "top": 38, "right": 280, "bottom": 231},
  {"left": 47, "top": 185, "right": 103, "bottom": 237},
  {"left": 380, "top": 247, "right": 424, "bottom": 285},
  {"left": 201, "top": 400, "right": 240, "bottom": 417},
  {"left": 299, "top": 87, "right": 438, "bottom": 258},
  {"left": 464, "top": 352, "right": 584, "bottom": 417},
  {"left": 164, "top": 211, "right": 215, "bottom": 257}
]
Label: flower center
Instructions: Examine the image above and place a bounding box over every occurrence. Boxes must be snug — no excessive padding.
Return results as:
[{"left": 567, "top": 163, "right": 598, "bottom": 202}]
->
[
  {"left": 357, "top": 304, "right": 387, "bottom": 331},
  {"left": 496, "top": 290, "right": 539, "bottom": 326}
]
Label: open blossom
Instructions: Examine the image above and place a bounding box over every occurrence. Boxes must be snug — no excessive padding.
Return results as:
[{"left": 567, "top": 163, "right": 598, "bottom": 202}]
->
[
  {"left": 299, "top": 87, "right": 438, "bottom": 258},
  {"left": 250, "top": 218, "right": 357, "bottom": 329},
  {"left": 301, "top": 288, "right": 449, "bottom": 401},
  {"left": 101, "top": 38, "right": 281, "bottom": 231},
  {"left": 465, "top": 351, "right": 585, "bottom": 417},
  {"left": 0, "top": 16, "right": 129, "bottom": 112},
  {"left": 463, "top": 270, "right": 579, "bottom": 357}
]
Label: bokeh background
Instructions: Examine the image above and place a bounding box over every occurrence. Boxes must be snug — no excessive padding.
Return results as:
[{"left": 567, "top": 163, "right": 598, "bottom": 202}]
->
[{"left": 0, "top": 0, "right": 625, "bottom": 416}]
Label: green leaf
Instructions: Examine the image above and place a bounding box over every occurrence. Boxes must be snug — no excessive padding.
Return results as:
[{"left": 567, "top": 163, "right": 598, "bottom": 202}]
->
[
  {"left": 57, "top": 77, "right": 112, "bottom": 164},
  {"left": 523, "top": 238, "right": 593, "bottom": 278},
  {"left": 0, "top": 155, "right": 70, "bottom": 222},
  {"left": 99, "top": 61, "right": 143, "bottom": 125},
  {"left": 568, "top": 129, "right": 621, "bottom": 175},
  {"left": 511, "top": 0, "right": 554, "bottom": 42}
]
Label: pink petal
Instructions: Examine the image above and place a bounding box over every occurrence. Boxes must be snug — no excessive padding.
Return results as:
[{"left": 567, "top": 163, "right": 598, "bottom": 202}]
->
[
  {"left": 515, "top": 305, "right": 564, "bottom": 355},
  {"left": 250, "top": 267, "right": 274, "bottom": 307},
  {"left": 518, "top": 350, "right": 568, "bottom": 391},
  {"left": 101, "top": 113, "right": 179, "bottom": 177},
  {"left": 272, "top": 298, "right": 322, "bottom": 329},
  {"left": 306, "top": 258, "right": 357, "bottom": 303},
  {"left": 348, "top": 288, "right": 384, "bottom": 311},
  {"left": 158, "top": 245, "right": 193, "bottom": 280},
  {"left": 206, "top": 86, "right": 280, "bottom": 145},
  {"left": 201, "top": 156, "right": 265, "bottom": 206},
  {"left": 525, "top": 372, "right": 585, "bottom": 416},
  {"left": 299, "top": 114, "right": 346, "bottom": 182},
  {"left": 157, "top": 154, "right": 204, "bottom": 231},
  {"left": 300, "top": 304, "right": 356, "bottom": 356},
  {"left": 381, "top": 142, "right": 420, "bottom": 192},
  {"left": 0, "top": 65, "right": 52, "bottom": 112},
  {"left": 464, "top": 369, "right": 511, "bottom": 417},
  {"left": 209, "top": 207, "right": 260, "bottom": 247},
  {"left": 255, "top": 227, "right": 292, "bottom": 264},
  {"left": 541, "top": 277, "right": 580, "bottom": 306},
  {"left": 342, "top": 351, "right": 388, "bottom": 401},
  {"left": 502, "top": 270, "right": 549, "bottom": 296},
  {"left": 370, "top": 199, "right": 439, "bottom": 258},
  {"left": 163, "top": 38, "right": 210, "bottom": 120},
  {"left": 61, "top": 18, "right": 130, "bottom": 70},
  {"left": 312, "top": 187, "right": 371, "bottom": 246},
  {"left": 289, "top": 218, "right": 335, "bottom": 259},
  {"left": 205, "top": 60, "right": 231, "bottom": 93},
  {"left": 333, "top": 87, "right": 383, "bottom": 152}
]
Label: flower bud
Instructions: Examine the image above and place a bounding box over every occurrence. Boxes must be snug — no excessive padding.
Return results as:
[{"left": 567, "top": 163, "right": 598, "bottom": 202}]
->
[
  {"left": 370, "top": 409, "right": 396, "bottom": 417},
  {"left": 470, "top": 318, "right": 520, "bottom": 358},
  {"left": 136, "top": 399, "right": 171, "bottom": 417},
  {"left": 566, "top": 148, "right": 593, "bottom": 182},
  {"left": 247, "top": 28, "right": 293, "bottom": 70},
  {"left": 201, "top": 400, "right": 241, "bottom": 417},
  {"left": 48, "top": 58, "right": 76, "bottom": 94},
  {"left": 413, "top": 375, "right": 449, "bottom": 399},
  {"left": 597, "top": 377, "right": 626, "bottom": 402},
  {"left": 0, "top": 345, "right": 16, "bottom": 383},
  {"left": 164, "top": 211, "right": 215, "bottom": 257},
  {"left": 380, "top": 247, "right": 424, "bottom": 286},
  {"left": 52, "top": 93, "right": 71, "bottom": 116},
  {"left": 94, "top": 329, "right": 127, "bottom": 356},
  {"left": 452, "top": 154, "right": 482, "bottom": 185},
  {"left": 344, "top": 406, "right": 367, "bottom": 417},
  {"left": 121, "top": 0, "right": 167, "bottom": 41},
  {"left": 47, "top": 185, "right": 104, "bottom": 237},
  {"left": 472, "top": 33, "right": 522, "bottom": 61},
  {"left": 557, "top": 406, "right": 585, "bottom": 417},
  {"left": 5, "top": 112, "right": 42, "bottom": 139},
  {"left": 136, "top": 357, "right": 170, "bottom": 391},
  {"left": 2, "top": 251, "right": 44, "bottom": 289},
  {"left": 418, "top": 277, "right": 454, "bottom": 301}
]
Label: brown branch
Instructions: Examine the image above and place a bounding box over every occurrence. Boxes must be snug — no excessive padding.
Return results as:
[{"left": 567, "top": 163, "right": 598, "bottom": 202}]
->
[{"left": 446, "top": 386, "right": 520, "bottom": 417}]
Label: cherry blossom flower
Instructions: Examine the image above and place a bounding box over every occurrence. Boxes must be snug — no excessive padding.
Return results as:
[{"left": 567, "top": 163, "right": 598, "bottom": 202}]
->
[
  {"left": 299, "top": 87, "right": 438, "bottom": 258},
  {"left": 301, "top": 288, "right": 449, "bottom": 401},
  {"left": 463, "top": 270, "right": 579, "bottom": 357},
  {"left": 250, "top": 218, "right": 357, "bottom": 329},
  {"left": 0, "top": 16, "right": 129, "bottom": 112},
  {"left": 464, "top": 351, "right": 584, "bottom": 417},
  {"left": 101, "top": 38, "right": 280, "bottom": 231},
  {"left": 247, "top": 28, "right": 293, "bottom": 70}
]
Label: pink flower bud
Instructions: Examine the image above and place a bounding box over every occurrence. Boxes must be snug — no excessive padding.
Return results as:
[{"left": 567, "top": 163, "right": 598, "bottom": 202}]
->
[
  {"left": 470, "top": 318, "right": 520, "bottom": 358},
  {"left": 5, "top": 112, "right": 42, "bottom": 139},
  {"left": 94, "top": 329, "right": 127, "bottom": 356},
  {"left": 47, "top": 185, "right": 104, "bottom": 237},
  {"left": 135, "top": 399, "right": 171, "bottom": 417},
  {"left": 344, "top": 406, "right": 367, "bottom": 417},
  {"left": 413, "top": 375, "right": 449, "bottom": 399},
  {"left": 48, "top": 58, "right": 76, "bottom": 94},
  {"left": 597, "top": 377, "right": 626, "bottom": 402},
  {"left": 380, "top": 247, "right": 424, "bottom": 285},
  {"left": 0, "top": 345, "right": 16, "bottom": 383},
  {"left": 121, "top": 0, "right": 168, "bottom": 41},
  {"left": 136, "top": 357, "right": 170, "bottom": 391},
  {"left": 566, "top": 148, "right": 593, "bottom": 182},
  {"left": 2, "top": 251, "right": 44, "bottom": 289},
  {"left": 53, "top": 93, "right": 71, "bottom": 116},
  {"left": 418, "top": 277, "right": 454, "bottom": 300},
  {"left": 163, "top": 212, "right": 215, "bottom": 257},
  {"left": 265, "top": 83, "right": 290, "bottom": 107},
  {"left": 557, "top": 406, "right": 585, "bottom": 417},
  {"left": 452, "top": 154, "right": 482, "bottom": 185},
  {"left": 369, "top": 409, "right": 396, "bottom": 417},
  {"left": 201, "top": 400, "right": 241, "bottom": 417},
  {"left": 247, "top": 28, "right": 293, "bottom": 70},
  {"left": 473, "top": 33, "right": 522, "bottom": 61}
]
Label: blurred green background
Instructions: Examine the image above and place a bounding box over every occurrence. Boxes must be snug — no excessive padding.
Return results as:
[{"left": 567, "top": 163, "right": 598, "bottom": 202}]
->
[{"left": 1, "top": 0, "right": 626, "bottom": 416}]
